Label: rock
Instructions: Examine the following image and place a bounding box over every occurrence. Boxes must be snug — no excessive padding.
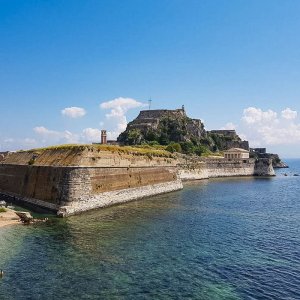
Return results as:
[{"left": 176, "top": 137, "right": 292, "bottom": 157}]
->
[
  {"left": 117, "top": 108, "right": 249, "bottom": 151},
  {"left": 118, "top": 108, "right": 206, "bottom": 145},
  {"left": 294, "top": 174, "right": 299, "bottom": 176},
  {"left": 15, "top": 211, "right": 33, "bottom": 224},
  {"left": 0, "top": 201, "right": 6, "bottom": 207}
]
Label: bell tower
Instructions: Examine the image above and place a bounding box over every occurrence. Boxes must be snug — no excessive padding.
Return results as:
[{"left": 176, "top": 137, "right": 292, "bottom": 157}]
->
[{"left": 101, "top": 130, "right": 107, "bottom": 144}]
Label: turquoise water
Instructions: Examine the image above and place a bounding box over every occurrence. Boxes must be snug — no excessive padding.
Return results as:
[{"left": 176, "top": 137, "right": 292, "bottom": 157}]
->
[{"left": 1, "top": 160, "right": 300, "bottom": 299}]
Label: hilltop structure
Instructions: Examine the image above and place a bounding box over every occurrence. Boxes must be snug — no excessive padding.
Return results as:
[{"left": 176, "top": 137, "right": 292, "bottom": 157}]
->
[
  {"left": 118, "top": 108, "right": 206, "bottom": 145},
  {"left": 118, "top": 107, "right": 249, "bottom": 152}
]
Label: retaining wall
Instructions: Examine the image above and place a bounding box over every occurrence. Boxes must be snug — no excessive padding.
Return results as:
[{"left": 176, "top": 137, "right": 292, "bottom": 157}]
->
[{"left": 0, "top": 148, "right": 275, "bottom": 216}]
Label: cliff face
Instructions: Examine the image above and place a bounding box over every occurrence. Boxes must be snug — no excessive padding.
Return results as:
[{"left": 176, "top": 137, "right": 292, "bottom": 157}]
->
[
  {"left": 118, "top": 109, "right": 249, "bottom": 152},
  {"left": 207, "top": 130, "right": 249, "bottom": 151},
  {"left": 118, "top": 109, "right": 206, "bottom": 145},
  {"left": 250, "top": 152, "right": 288, "bottom": 168}
]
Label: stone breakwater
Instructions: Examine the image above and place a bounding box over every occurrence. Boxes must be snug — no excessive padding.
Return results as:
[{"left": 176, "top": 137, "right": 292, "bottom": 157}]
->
[
  {"left": 0, "top": 147, "right": 274, "bottom": 216},
  {"left": 178, "top": 156, "right": 275, "bottom": 180}
]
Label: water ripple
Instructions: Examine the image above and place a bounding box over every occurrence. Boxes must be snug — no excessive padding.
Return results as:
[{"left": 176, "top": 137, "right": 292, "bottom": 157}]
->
[{"left": 0, "top": 160, "right": 300, "bottom": 299}]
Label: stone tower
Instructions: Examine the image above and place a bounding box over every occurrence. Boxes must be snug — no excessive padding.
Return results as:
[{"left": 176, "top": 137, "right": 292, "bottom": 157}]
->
[{"left": 101, "top": 130, "right": 107, "bottom": 144}]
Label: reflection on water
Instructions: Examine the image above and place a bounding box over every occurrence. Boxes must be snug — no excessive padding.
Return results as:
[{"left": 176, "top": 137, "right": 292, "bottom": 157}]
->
[{"left": 0, "top": 160, "right": 300, "bottom": 299}]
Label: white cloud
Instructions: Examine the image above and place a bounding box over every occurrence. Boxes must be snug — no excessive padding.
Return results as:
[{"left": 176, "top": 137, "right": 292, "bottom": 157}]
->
[
  {"left": 220, "top": 122, "right": 236, "bottom": 130},
  {"left": 82, "top": 128, "right": 101, "bottom": 142},
  {"left": 34, "top": 126, "right": 58, "bottom": 136},
  {"left": 33, "top": 126, "right": 79, "bottom": 144},
  {"left": 0, "top": 137, "right": 37, "bottom": 151},
  {"left": 100, "top": 97, "right": 147, "bottom": 139},
  {"left": 61, "top": 107, "right": 86, "bottom": 118},
  {"left": 281, "top": 107, "right": 297, "bottom": 120},
  {"left": 242, "top": 107, "right": 277, "bottom": 124},
  {"left": 240, "top": 107, "right": 300, "bottom": 146},
  {"left": 32, "top": 126, "right": 103, "bottom": 145}
]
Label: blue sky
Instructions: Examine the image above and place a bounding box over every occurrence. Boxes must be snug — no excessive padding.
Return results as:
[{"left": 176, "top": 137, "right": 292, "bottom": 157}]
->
[{"left": 1, "top": 0, "right": 300, "bottom": 157}]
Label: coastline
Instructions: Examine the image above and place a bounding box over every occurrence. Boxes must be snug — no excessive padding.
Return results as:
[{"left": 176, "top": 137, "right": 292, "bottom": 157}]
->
[{"left": 0, "top": 208, "right": 20, "bottom": 228}]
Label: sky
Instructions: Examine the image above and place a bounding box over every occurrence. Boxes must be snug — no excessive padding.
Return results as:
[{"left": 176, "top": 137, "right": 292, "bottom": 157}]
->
[{"left": 1, "top": 0, "right": 300, "bottom": 158}]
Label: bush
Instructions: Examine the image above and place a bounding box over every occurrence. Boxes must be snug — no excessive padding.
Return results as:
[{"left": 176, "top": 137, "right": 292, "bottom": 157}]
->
[
  {"left": 180, "top": 141, "right": 195, "bottom": 155},
  {"left": 28, "top": 158, "right": 35, "bottom": 165},
  {"left": 148, "top": 141, "right": 160, "bottom": 146},
  {"left": 166, "top": 142, "right": 182, "bottom": 153},
  {"left": 145, "top": 130, "right": 158, "bottom": 142},
  {"left": 127, "top": 129, "right": 142, "bottom": 145},
  {"left": 0, "top": 207, "right": 6, "bottom": 213},
  {"left": 158, "top": 133, "right": 170, "bottom": 145},
  {"left": 194, "top": 145, "right": 210, "bottom": 156}
]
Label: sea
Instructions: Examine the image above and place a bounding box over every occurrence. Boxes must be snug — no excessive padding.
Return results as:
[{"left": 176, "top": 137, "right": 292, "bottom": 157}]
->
[{"left": 0, "top": 159, "right": 299, "bottom": 300}]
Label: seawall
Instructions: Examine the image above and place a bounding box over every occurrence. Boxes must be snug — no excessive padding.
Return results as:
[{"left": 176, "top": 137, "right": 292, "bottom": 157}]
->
[
  {"left": 178, "top": 156, "right": 275, "bottom": 180},
  {"left": 0, "top": 147, "right": 182, "bottom": 216},
  {"left": 0, "top": 146, "right": 275, "bottom": 216}
]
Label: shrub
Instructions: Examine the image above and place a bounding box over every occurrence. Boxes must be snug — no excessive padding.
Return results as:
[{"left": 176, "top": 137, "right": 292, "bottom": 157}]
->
[
  {"left": 148, "top": 141, "right": 160, "bottom": 146},
  {"left": 194, "top": 145, "right": 210, "bottom": 156},
  {"left": 127, "top": 129, "right": 142, "bottom": 145},
  {"left": 166, "top": 142, "right": 182, "bottom": 153},
  {"left": 180, "top": 141, "right": 195, "bottom": 155},
  {"left": 145, "top": 130, "right": 159, "bottom": 142},
  {"left": 0, "top": 207, "right": 6, "bottom": 213},
  {"left": 28, "top": 158, "right": 35, "bottom": 165}
]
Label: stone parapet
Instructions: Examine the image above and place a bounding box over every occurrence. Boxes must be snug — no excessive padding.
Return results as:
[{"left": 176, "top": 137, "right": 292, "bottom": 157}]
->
[{"left": 0, "top": 148, "right": 275, "bottom": 216}]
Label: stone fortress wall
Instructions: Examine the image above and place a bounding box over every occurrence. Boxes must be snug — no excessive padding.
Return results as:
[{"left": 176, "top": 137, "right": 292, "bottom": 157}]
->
[
  {"left": 127, "top": 109, "right": 189, "bottom": 132},
  {"left": 0, "top": 147, "right": 274, "bottom": 216},
  {"left": 178, "top": 156, "right": 274, "bottom": 180},
  {"left": 0, "top": 148, "right": 182, "bottom": 216},
  {"left": 137, "top": 109, "right": 186, "bottom": 119}
]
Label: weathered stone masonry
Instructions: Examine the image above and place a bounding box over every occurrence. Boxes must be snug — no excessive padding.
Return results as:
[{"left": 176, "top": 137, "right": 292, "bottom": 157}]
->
[
  {"left": 0, "top": 148, "right": 182, "bottom": 216},
  {"left": 0, "top": 148, "right": 274, "bottom": 216}
]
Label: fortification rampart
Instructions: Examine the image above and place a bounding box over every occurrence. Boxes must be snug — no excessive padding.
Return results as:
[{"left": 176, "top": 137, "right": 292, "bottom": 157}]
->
[
  {"left": 137, "top": 109, "right": 186, "bottom": 120},
  {"left": 178, "top": 157, "right": 275, "bottom": 180},
  {"left": 0, "top": 147, "right": 275, "bottom": 216},
  {"left": 0, "top": 147, "right": 182, "bottom": 216},
  {"left": 209, "top": 130, "right": 237, "bottom": 137}
]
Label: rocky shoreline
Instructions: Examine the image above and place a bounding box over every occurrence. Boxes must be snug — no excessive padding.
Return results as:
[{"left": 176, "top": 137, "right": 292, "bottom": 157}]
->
[{"left": 0, "top": 208, "right": 20, "bottom": 228}]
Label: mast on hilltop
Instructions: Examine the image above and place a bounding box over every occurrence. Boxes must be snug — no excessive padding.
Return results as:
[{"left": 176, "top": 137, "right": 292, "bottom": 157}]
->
[{"left": 148, "top": 98, "right": 152, "bottom": 110}]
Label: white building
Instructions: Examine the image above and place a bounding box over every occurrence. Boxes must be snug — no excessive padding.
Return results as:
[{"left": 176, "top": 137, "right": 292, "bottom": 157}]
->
[{"left": 224, "top": 148, "right": 250, "bottom": 159}]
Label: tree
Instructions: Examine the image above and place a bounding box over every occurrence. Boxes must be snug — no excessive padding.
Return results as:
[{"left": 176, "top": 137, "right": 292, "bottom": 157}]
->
[
  {"left": 127, "top": 129, "right": 142, "bottom": 145},
  {"left": 180, "top": 141, "right": 195, "bottom": 154}
]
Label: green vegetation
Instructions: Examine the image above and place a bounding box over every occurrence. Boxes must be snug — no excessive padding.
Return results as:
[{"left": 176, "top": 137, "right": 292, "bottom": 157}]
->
[
  {"left": 179, "top": 142, "right": 213, "bottom": 156},
  {"left": 166, "top": 142, "right": 182, "bottom": 153},
  {"left": 0, "top": 207, "right": 6, "bottom": 213},
  {"left": 116, "top": 111, "right": 225, "bottom": 157},
  {"left": 118, "top": 114, "right": 205, "bottom": 147},
  {"left": 22, "top": 144, "right": 175, "bottom": 159},
  {"left": 164, "top": 141, "right": 218, "bottom": 157},
  {"left": 126, "top": 129, "right": 142, "bottom": 145},
  {"left": 28, "top": 158, "right": 35, "bottom": 165}
]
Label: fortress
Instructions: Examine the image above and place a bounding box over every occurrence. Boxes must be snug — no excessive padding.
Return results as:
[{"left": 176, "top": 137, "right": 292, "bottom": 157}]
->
[
  {"left": 0, "top": 147, "right": 274, "bottom": 217},
  {"left": 118, "top": 107, "right": 249, "bottom": 151},
  {"left": 0, "top": 108, "right": 276, "bottom": 216},
  {"left": 118, "top": 107, "right": 206, "bottom": 144}
]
